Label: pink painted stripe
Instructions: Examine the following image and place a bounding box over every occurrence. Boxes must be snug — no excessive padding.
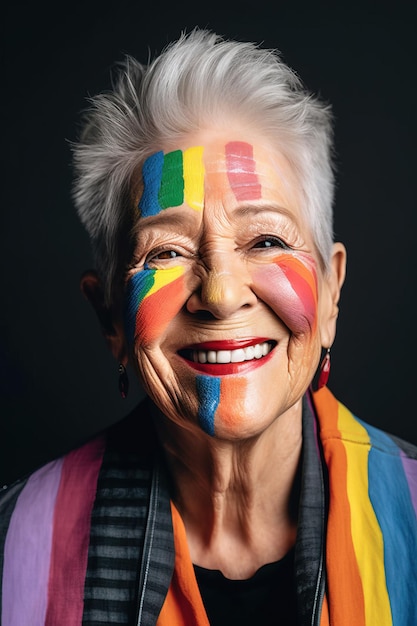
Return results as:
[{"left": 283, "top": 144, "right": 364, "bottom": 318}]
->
[
  {"left": 225, "top": 141, "right": 262, "bottom": 201},
  {"left": 2, "top": 458, "right": 64, "bottom": 626},
  {"left": 45, "top": 436, "right": 106, "bottom": 625},
  {"left": 400, "top": 450, "right": 417, "bottom": 518}
]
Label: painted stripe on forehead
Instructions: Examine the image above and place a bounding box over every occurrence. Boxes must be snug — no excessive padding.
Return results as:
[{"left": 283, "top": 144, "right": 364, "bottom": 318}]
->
[
  {"left": 159, "top": 149, "right": 184, "bottom": 209},
  {"left": 138, "top": 147, "right": 205, "bottom": 217},
  {"left": 183, "top": 146, "right": 205, "bottom": 210},
  {"left": 138, "top": 151, "right": 164, "bottom": 217},
  {"left": 225, "top": 141, "right": 262, "bottom": 202}
]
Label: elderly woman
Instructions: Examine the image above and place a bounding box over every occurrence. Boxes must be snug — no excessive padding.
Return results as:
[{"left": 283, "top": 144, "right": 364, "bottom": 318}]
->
[{"left": 1, "top": 29, "right": 416, "bottom": 626}]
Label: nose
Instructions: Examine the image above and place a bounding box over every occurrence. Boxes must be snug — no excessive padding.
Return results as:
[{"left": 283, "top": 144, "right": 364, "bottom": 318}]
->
[{"left": 186, "top": 251, "right": 257, "bottom": 319}]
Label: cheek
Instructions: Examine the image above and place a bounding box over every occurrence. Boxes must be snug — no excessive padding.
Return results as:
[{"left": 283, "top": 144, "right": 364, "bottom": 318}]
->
[
  {"left": 124, "top": 266, "right": 186, "bottom": 346},
  {"left": 252, "top": 255, "right": 318, "bottom": 334}
]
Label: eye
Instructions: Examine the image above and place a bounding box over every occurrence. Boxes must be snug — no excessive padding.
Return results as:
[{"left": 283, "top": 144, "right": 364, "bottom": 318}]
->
[
  {"left": 149, "top": 249, "right": 180, "bottom": 260},
  {"left": 251, "top": 236, "right": 290, "bottom": 250},
  {"left": 145, "top": 246, "right": 187, "bottom": 267}
]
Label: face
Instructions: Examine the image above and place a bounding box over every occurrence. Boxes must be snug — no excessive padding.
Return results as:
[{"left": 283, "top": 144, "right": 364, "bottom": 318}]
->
[{"left": 123, "top": 129, "right": 334, "bottom": 439}]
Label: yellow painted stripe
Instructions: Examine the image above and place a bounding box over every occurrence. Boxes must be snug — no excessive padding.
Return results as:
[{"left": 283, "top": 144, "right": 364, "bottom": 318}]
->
[
  {"left": 146, "top": 266, "right": 185, "bottom": 298},
  {"left": 183, "top": 146, "right": 205, "bottom": 210},
  {"left": 338, "top": 403, "right": 392, "bottom": 625}
]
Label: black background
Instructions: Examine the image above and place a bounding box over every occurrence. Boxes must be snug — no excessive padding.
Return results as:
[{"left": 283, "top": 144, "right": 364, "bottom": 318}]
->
[{"left": 1, "top": 2, "right": 416, "bottom": 486}]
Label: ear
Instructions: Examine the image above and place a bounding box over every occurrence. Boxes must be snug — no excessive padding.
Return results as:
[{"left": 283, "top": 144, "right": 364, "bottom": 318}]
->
[
  {"left": 319, "top": 242, "right": 347, "bottom": 348},
  {"left": 80, "top": 270, "right": 128, "bottom": 365}
]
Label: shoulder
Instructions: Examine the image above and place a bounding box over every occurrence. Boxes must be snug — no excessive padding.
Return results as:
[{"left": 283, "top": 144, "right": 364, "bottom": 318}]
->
[
  {"left": 0, "top": 398, "right": 157, "bottom": 532},
  {"left": 312, "top": 385, "right": 417, "bottom": 457},
  {"left": 311, "top": 386, "right": 417, "bottom": 507}
]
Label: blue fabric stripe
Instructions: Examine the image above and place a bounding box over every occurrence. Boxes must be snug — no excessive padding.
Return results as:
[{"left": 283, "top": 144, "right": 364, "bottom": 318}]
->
[
  {"left": 196, "top": 376, "right": 220, "bottom": 436},
  {"left": 359, "top": 419, "right": 417, "bottom": 626}
]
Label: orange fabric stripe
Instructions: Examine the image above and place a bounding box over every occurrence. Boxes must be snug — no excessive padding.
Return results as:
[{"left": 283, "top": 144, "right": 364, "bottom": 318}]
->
[
  {"left": 313, "top": 387, "right": 366, "bottom": 625},
  {"left": 319, "top": 592, "right": 329, "bottom": 626},
  {"left": 157, "top": 503, "right": 210, "bottom": 626}
]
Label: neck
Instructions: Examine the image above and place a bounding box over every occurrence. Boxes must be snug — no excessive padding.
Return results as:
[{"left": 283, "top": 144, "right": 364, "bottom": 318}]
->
[{"left": 153, "top": 399, "right": 303, "bottom": 579}]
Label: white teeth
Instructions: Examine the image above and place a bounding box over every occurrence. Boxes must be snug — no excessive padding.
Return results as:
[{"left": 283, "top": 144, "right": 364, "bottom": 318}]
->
[{"left": 193, "top": 341, "right": 272, "bottom": 364}]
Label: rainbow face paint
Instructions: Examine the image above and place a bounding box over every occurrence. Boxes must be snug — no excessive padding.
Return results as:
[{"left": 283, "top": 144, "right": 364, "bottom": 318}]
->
[
  {"left": 196, "top": 375, "right": 247, "bottom": 436},
  {"left": 138, "top": 146, "right": 205, "bottom": 217},
  {"left": 124, "top": 265, "right": 186, "bottom": 346},
  {"left": 225, "top": 141, "right": 262, "bottom": 201},
  {"left": 127, "top": 136, "right": 322, "bottom": 441},
  {"left": 252, "top": 253, "right": 318, "bottom": 334}
]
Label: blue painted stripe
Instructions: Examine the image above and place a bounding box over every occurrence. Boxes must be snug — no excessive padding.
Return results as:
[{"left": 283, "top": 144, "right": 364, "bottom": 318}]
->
[
  {"left": 123, "top": 269, "right": 155, "bottom": 345},
  {"left": 196, "top": 376, "right": 220, "bottom": 436},
  {"left": 138, "top": 151, "right": 164, "bottom": 217}
]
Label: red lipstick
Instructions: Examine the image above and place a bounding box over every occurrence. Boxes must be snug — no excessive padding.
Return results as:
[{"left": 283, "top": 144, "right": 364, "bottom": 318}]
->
[{"left": 178, "top": 338, "right": 275, "bottom": 376}]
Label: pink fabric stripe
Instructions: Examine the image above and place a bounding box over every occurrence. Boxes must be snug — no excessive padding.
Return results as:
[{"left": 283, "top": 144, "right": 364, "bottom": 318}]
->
[
  {"left": 400, "top": 451, "right": 417, "bottom": 518},
  {"left": 45, "top": 436, "right": 105, "bottom": 625},
  {"left": 2, "top": 458, "right": 64, "bottom": 626}
]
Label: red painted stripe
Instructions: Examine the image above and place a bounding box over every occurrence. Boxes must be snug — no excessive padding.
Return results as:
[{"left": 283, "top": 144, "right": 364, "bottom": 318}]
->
[
  {"left": 225, "top": 141, "right": 262, "bottom": 201},
  {"left": 45, "top": 436, "right": 106, "bottom": 625}
]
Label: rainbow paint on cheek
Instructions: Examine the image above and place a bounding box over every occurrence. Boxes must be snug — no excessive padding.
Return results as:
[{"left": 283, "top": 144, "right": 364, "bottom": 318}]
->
[
  {"left": 253, "top": 254, "right": 318, "bottom": 333},
  {"left": 196, "top": 375, "right": 220, "bottom": 436},
  {"left": 196, "top": 375, "right": 247, "bottom": 436},
  {"left": 225, "top": 141, "right": 262, "bottom": 202},
  {"left": 124, "top": 266, "right": 186, "bottom": 346},
  {"left": 138, "top": 147, "right": 205, "bottom": 217}
]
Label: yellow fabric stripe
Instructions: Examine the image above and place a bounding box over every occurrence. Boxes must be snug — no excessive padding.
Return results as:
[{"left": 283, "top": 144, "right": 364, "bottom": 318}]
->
[
  {"left": 146, "top": 266, "right": 185, "bottom": 298},
  {"left": 183, "top": 146, "right": 205, "bottom": 210},
  {"left": 338, "top": 403, "right": 392, "bottom": 625}
]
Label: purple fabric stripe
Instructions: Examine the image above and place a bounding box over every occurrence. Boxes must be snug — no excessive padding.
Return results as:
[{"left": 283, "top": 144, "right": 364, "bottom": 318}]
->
[
  {"left": 2, "top": 458, "right": 64, "bottom": 626},
  {"left": 400, "top": 450, "right": 417, "bottom": 517}
]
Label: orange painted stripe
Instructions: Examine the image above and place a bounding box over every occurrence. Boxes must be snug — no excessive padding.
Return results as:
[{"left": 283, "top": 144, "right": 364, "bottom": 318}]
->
[
  {"left": 135, "top": 275, "right": 186, "bottom": 343},
  {"left": 217, "top": 377, "right": 247, "bottom": 429},
  {"left": 276, "top": 254, "right": 317, "bottom": 301}
]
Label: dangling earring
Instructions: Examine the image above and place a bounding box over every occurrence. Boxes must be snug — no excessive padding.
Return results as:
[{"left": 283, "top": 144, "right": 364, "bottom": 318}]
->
[
  {"left": 118, "top": 363, "right": 129, "bottom": 398},
  {"left": 317, "top": 348, "right": 331, "bottom": 389}
]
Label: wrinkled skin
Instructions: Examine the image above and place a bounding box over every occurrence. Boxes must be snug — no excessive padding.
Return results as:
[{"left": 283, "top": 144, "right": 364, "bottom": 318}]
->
[{"left": 120, "top": 129, "right": 345, "bottom": 440}]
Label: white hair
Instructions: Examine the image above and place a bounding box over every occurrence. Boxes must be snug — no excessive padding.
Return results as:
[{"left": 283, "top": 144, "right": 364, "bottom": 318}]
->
[{"left": 71, "top": 28, "right": 335, "bottom": 305}]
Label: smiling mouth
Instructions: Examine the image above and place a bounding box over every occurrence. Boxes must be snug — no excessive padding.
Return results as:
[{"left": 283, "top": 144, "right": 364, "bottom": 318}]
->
[{"left": 178, "top": 339, "right": 276, "bottom": 374}]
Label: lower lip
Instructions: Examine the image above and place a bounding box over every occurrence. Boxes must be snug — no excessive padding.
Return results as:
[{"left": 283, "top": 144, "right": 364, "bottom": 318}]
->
[{"left": 180, "top": 349, "right": 275, "bottom": 376}]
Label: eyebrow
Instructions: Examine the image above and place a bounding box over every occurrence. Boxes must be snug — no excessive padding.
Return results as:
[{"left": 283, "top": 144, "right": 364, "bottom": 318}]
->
[
  {"left": 134, "top": 209, "right": 199, "bottom": 233},
  {"left": 233, "top": 203, "right": 300, "bottom": 225}
]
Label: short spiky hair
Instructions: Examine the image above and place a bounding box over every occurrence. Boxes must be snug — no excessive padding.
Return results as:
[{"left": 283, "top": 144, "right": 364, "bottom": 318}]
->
[{"left": 72, "top": 28, "right": 335, "bottom": 305}]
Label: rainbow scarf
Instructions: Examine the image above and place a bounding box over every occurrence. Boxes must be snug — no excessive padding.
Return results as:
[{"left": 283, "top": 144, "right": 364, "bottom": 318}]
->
[
  {"left": 1, "top": 389, "right": 416, "bottom": 624},
  {"left": 314, "top": 387, "right": 417, "bottom": 625},
  {"left": 157, "top": 388, "right": 417, "bottom": 626}
]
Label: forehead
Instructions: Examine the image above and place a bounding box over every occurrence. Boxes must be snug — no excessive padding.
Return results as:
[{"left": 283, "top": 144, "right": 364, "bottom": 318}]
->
[{"left": 136, "top": 136, "right": 302, "bottom": 219}]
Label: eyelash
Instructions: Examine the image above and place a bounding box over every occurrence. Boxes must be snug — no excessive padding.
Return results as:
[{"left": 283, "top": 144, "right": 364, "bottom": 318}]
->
[
  {"left": 145, "top": 245, "right": 187, "bottom": 265},
  {"left": 251, "top": 235, "right": 290, "bottom": 250}
]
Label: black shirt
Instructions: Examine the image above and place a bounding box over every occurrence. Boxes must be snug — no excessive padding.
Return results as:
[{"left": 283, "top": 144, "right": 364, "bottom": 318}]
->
[{"left": 193, "top": 547, "right": 298, "bottom": 625}]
